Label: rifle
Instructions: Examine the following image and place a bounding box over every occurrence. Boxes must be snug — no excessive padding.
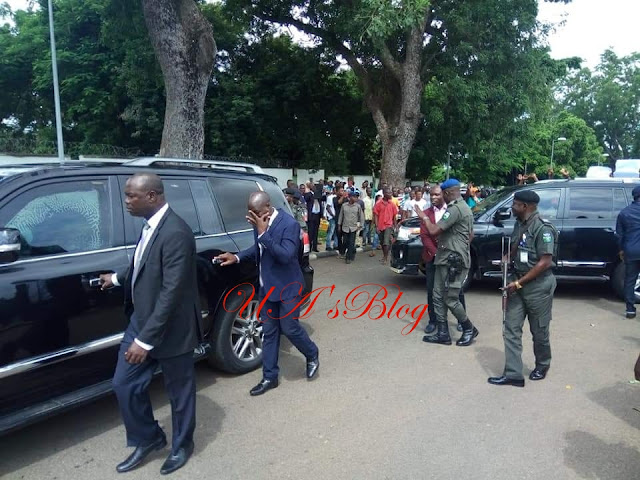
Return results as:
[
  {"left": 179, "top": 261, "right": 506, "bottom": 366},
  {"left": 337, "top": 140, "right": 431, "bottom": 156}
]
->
[{"left": 501, "top": 235, "right": 511, "bottom": 323}]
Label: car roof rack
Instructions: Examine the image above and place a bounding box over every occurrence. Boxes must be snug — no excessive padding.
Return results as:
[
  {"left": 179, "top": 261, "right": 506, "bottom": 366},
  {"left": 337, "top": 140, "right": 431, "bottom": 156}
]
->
[{"left": 124, "top": 157, "right": 265, "bottom": 174}]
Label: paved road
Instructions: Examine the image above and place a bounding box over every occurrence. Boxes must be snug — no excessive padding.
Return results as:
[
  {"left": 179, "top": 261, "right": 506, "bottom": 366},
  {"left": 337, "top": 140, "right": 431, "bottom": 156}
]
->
[{"left": 1, "top": 254, "right": 639, "bottom": 480}]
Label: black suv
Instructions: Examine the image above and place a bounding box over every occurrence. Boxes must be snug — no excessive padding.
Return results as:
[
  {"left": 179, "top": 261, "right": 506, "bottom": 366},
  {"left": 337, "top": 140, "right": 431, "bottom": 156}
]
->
[
  {"left": 390, "top": 178, "right": 639, "bottom": 298},
  {"left": 0, "top": 162, "right": 313, "bottom": 434}
]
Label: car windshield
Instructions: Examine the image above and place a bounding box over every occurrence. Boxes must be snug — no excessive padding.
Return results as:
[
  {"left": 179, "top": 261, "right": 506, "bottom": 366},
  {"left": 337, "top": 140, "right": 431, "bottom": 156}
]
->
[{"left": 471, "top": 186, "right": 518, "bottom": 218}]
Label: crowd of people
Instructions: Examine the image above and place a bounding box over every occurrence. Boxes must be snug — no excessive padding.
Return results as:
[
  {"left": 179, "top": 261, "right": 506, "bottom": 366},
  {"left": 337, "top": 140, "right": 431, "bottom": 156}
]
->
[{"left": 280, "top": 176, "right": 492, "bottom": 266}]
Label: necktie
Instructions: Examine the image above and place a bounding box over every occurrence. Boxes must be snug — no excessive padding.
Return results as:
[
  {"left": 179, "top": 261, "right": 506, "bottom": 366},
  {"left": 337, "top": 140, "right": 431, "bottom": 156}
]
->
[{"left": 132, "top": 221, "right": 151, "bottom": 290}]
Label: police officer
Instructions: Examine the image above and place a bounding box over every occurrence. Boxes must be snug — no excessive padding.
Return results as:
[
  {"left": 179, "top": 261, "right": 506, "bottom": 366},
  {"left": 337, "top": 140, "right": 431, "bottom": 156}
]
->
[
  {"left": 284, "top": 187, "right": 308, "bottom": 232},
  {"left": 489, "top": 190, "right": 557, "bottom": 387},
  {"left": 420, "top": 178, "right": 479, "bottom": 346}
]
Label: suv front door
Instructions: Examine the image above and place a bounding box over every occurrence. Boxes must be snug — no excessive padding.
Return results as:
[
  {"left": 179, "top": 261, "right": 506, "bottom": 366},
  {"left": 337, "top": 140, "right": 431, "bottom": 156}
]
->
[
  {"left": 0, "top": 176, "right": 128, "bottom": 428},
  {"left": 478, "top": 188, "right": 564, "bottom": 276}
]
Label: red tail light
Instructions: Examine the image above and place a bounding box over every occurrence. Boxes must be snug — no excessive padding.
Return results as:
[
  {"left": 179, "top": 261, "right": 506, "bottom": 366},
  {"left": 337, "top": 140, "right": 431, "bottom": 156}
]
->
[{"left": 302, "top": 231, "right": 310, "bottom": 254}]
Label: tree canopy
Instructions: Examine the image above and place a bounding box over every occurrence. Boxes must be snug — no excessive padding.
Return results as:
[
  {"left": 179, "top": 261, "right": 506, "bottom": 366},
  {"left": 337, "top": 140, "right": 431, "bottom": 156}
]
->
[{"left": 0, "top": 0, "right": 636, "bottom": 186}]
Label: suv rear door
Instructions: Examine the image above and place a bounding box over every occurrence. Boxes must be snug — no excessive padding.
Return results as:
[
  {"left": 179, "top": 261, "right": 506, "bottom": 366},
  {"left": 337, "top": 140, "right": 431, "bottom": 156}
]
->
[
  {"left": 117, "top": 175, "right": 239, "bottom": 325},
  {"left": 558, "top": 186, "right": 625, "bottom": 278}
]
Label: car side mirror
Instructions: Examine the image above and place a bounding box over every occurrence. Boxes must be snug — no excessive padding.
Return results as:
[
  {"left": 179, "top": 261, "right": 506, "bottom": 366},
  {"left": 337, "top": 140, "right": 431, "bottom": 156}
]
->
[
  {"left": 494, "top": 207, "right": 511, "bottom": 224},
  {"left": 0, "top": 228, "right": 21, "bottom": 264}
]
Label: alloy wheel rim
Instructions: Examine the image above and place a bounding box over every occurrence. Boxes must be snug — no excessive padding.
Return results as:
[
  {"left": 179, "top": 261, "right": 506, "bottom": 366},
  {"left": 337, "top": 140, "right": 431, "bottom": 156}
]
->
[{"left": 230, "top": 299, "right": 263, "bottom": 362}]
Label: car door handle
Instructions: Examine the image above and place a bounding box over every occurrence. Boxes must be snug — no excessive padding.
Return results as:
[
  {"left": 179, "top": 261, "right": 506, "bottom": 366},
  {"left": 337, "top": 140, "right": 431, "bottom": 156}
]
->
[
  {"left": 89, "top": 277, "right": 102, "bottom": 288},
  {"left": 604, "top": 228, "right": 614, "bottom": 233}
]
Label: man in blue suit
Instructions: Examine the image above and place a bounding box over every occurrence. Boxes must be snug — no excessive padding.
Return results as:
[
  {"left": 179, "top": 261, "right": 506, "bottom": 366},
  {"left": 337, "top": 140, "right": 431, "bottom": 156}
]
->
[{"left": 216, "top": 192, "right": 319, "bottom": 396}]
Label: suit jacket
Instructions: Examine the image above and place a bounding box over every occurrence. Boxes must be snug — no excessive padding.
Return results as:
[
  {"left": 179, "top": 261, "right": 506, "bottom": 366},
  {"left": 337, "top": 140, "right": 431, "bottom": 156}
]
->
[
  {"left": 419, "top": 206, "right": 438, "bottom": 263},
  {"left": 118, "top": 208, "right": 200, "bottom": 359},
  {"left": 304, "top": 191, "right": 324, "bottom": 217},
  {"left": 238, "top": 208, "right": 305, "bottom": 302}
]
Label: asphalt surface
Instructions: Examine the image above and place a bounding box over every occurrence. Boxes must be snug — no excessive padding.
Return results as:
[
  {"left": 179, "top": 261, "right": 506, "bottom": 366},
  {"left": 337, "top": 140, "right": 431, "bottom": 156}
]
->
[{"left": 1, "top": 253, "right": 639, "bottom": 480}]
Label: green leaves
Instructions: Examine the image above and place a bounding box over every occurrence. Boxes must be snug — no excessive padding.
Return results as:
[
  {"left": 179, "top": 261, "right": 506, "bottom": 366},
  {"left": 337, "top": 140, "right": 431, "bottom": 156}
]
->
[
  {"left": 357, "top": 0, "right": 430, "bottom": 41},
  {"left": 559, "top": 50, "right": 640, "bottom": 162}
]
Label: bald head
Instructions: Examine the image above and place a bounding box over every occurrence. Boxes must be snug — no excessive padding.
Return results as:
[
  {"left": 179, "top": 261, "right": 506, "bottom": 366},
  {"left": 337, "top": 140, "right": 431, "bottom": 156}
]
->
[
  {"left": 130, "top": 173, "right": 164, "bottom": 195},
  {"left": 248, "top": 191, "right": 271, "bottom": 216},
  {"left": 124, "top": 173, "right": 166, "bottom": 219}
]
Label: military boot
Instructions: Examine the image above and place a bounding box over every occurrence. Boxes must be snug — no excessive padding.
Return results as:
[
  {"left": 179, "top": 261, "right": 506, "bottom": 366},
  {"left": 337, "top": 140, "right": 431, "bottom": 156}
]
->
[
  {"left": 422, "top": 322, "right": 452, "bottom": 345},
  {"left": 456, "top": 319, "right": 479, "bottom": 346}
]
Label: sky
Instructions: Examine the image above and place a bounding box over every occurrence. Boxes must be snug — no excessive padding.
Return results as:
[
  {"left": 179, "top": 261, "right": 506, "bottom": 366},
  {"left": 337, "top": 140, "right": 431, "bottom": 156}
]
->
[
  {"left": 536, "top": 0, "right": 639, "bottom": 68},
  {"left": 3, "top": 0, "right": 639, "bottom": 69}
]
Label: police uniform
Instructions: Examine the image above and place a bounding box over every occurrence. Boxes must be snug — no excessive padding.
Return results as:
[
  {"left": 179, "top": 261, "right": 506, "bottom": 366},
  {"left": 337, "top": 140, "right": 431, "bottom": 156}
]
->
[
  {"left": 502, "top": 191, "right": 557, "bottom": 383},
  {"left": 292, "top": 202, "right": 308, "bottom": 232},
  {"left": 424, "top": 179, "right": 479, "bottom": 346}
]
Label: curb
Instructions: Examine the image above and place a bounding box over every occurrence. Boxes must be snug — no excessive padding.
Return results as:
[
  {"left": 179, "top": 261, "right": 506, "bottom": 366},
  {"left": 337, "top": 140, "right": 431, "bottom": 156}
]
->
[{"left": 310, "top": 245, "right": 375, "bottom": 261}]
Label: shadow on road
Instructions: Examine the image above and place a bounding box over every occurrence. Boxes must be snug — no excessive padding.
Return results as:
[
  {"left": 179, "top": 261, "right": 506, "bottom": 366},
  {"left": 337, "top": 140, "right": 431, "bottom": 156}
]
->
[
  {"left": 160, "top": 392, "right": 225, "bottom": 457},
  {"left": 475, "top": 345, "right": 508, "bottom": 376},
  {"left": 0, "top": 362, "right": 225, "bottom": 477},
  {"left": 587, "top": 382, "right": 640, "bottom": 430},
  {"left": 563, "top": 430, "right": 640, "bottom": 479}
]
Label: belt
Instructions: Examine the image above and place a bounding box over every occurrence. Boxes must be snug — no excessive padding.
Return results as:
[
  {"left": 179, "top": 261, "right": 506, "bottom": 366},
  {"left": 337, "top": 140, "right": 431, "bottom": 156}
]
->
[{"left": 515, "top": 271, "right": 551, "bottom": 282}]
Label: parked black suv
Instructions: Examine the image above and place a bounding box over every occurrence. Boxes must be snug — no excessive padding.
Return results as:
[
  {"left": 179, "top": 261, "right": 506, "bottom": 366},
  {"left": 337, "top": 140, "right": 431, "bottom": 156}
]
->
[
  {"left": 390, "top": 178, "right": 640, "bottom": 298},
  {"left": 0, "top": 162, "right": 313, "bottom": 434}
]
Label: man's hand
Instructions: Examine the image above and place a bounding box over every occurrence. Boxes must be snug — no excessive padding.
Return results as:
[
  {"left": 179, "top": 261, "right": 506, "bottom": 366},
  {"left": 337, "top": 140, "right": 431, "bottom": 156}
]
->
[
  {"left": 501, "top": 281, "right": 518, "bottom": 295},
  {"left": 124, "top": 342, "right": 148, "bottom": 364},
  {"left": 414, "top": 204, "right": 426, "bottom": 219},
  {"left": 214, "top": 252, "right": 238, "bottom": 267},
  {"left": 99, "top": 273, "right": 114, "bottom": 290},
  {"left": 247, "top": 210, "right": 270, "bottom": 235},
  {"left": 619, "top": 250, "right": 625, "bottom": 261}
]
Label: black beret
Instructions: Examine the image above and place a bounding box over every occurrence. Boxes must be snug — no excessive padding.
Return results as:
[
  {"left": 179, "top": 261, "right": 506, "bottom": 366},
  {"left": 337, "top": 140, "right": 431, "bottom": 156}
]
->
[
  {"left": 284, "top": 187, "right": 297, "bottom": 195},
  {"left": 514, "top": 190, "right": 540, "bottom": 204}
]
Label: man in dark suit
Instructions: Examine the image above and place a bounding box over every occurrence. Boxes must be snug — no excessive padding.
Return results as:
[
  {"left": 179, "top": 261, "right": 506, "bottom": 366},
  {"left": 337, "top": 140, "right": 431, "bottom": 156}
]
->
[
  {"left": 216, "top": 191, "right": 319, "bottom": 396},
  {"left": 100, "top": 173, "right": 199, "bottom": 475}
]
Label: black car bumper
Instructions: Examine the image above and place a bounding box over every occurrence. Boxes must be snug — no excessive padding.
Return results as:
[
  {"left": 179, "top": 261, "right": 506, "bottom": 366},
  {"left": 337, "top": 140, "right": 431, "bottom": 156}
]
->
[{"left": 390, "top": 238, "right": 424, "bottom": 275}]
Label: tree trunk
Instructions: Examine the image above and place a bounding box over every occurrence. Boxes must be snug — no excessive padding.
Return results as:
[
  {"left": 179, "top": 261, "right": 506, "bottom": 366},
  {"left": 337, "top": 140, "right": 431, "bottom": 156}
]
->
[
  {"left": 142, "top": 0, "right": 216, "bottom": 159},
  {"left": 364, "top": 23, "right": 426, "bottom": 188},
  {"left": 379, "top": 121, "right": 420, "bottom": 188}
]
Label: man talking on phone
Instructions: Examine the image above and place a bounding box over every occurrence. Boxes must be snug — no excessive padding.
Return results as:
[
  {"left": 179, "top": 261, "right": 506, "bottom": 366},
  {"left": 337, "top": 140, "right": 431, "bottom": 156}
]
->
[{"left": 215, "top": 192, "right": 319, "bottom": 396}]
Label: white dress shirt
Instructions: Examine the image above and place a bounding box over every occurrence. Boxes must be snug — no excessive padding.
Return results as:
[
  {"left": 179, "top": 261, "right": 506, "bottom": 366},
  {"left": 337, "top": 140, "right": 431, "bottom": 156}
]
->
[
  {"left": 434, "top": 203, "right": 447, "bottom": 223},
  {"left": 113, "top": 203, "right": 170, "bottom": 351}
]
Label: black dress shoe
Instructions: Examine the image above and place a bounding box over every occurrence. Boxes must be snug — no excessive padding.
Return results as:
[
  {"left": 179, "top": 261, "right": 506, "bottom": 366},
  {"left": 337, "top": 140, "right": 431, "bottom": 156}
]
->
[
  {"left": 250, "top": 378, "right": 279, "bottom": 396},
  {"left": 424, "top": 323, "right": 437, "bottom": 334},
  {"left": 626, "top": 311, "right": 636, "bottom": 319},
  {"left": 456, "top": 326, "right": 479, "bottom": 346},
  {"left": 116, "top": 433, "right": 167, "bottom": 473},
  {"left": 160, "top": 441, "right": 194, "bottom": 475},
  {"left": 487, "top": 376, "right": 525, "bottom": 387},
  {"left": 529, "top": 367, "right": 549, "bottom": 381},
  {"left": 306, "top": 355, "right": 319, "bottom": 379}
]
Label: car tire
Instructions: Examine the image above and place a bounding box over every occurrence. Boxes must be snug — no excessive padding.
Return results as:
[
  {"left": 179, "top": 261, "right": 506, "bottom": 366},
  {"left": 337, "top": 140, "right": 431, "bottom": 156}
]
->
[
  {"left": 418, "top": 257, "right": 426, "bottom": 275},
  {"left": 611, "top": 262, "right": 640, "bottom": 302},
  {"left": 207, "top": 283, "right": 263, "bottom": 374}
]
